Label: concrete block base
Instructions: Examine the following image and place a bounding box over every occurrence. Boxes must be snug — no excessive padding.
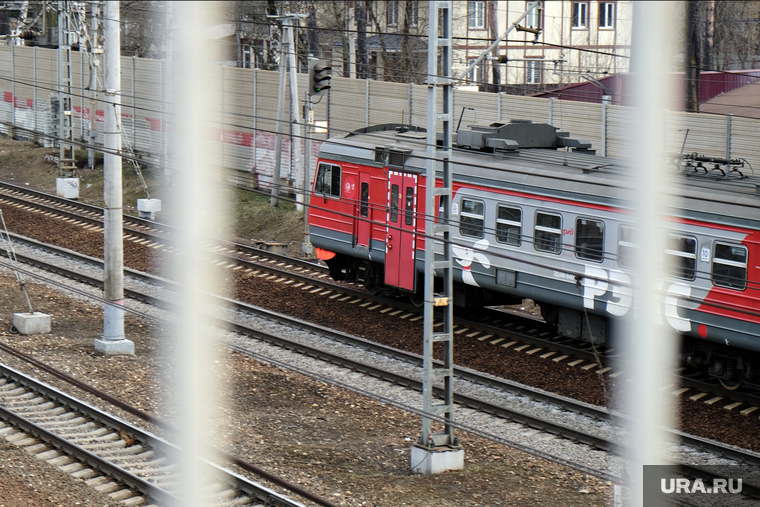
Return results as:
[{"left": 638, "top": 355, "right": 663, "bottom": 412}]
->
[
  {"left": 137, "top": 198, "right": 162, "bottom": 220},
  {"left": 56, "top": 178, "right": 79, "bottom": 199},
  {"left": 301, "top": 241, "right": 314, "bottom": 258},
  {"left": 12, "top": 312, "right": 51, "bottom": 335},
  {"left": 411, "top": 445, "right": 464, "bottom": 474},
  {"left": 94, "top": 338, "right": 135, "bottom": 355},
  {"left": 253, "top": 241, "right": 287, "bottom": 256}
]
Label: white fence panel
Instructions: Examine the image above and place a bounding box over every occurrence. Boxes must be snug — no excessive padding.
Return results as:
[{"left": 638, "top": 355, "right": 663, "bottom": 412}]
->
[{"left": 1, "top": 45, "right": 758, "bottom": 193}]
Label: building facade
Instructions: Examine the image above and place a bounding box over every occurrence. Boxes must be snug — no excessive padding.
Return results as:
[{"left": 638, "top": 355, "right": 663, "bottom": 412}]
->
[
  {"left": 454, "top": 1, "right": 633, "bottom": 93},
  {"left": 328, "top": 1, "right": 633, "bottom": 93}
]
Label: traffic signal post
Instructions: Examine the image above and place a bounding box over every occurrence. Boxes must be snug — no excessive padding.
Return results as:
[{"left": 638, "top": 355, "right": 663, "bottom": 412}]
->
[
  {"left": 302, "top": 59, "right": 331, "bottom": 258},
  {"left": 308, "top": 60, "right": 332, "bottom": 97},
  {"left": 302, "top": 90, "right": 314, "bottom": 259}
]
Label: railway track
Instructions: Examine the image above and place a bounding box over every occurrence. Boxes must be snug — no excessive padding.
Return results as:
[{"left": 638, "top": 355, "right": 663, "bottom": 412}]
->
[
  {"left": 8, "top": 224, "right": 759, "bottom": 418},
  {"left": 0, "top": 180, "right": 640, "bottom": 377},
  {"left": 4, "top": 194, "right": 760, "bottom": 415},
  {"left": 4, "top": 182, "right": 760, "bottom": 447},
  {"left": 3, "top": 237, "right": 760, "bottom": 499},
  {"left": 0, "top": 362, "right": 316, "bottom": 507},
  {"left": 0, "top": 179, "right": 325, "bottom": 274}
]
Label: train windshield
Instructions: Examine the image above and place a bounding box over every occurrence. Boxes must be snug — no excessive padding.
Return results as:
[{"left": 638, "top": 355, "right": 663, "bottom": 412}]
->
[{"left": 315, "top": 163, "right": 341, "bottom": 197}]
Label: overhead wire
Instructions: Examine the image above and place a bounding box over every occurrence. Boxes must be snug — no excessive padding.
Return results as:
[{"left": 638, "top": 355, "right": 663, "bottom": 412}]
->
[
  {"left": 2, "top": 100, "right": 759, "bottom": 309},
  {"left": 16, "top": 5, "right": 760, "bottom": 111}
]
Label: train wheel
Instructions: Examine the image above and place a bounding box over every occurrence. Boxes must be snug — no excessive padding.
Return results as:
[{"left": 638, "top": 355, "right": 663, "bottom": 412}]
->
[
  {"left": 719, "top": 376, "right": 742, "bottom": 391},
  {"left": 410, "top": 293, "right": 424, "bottom": 308}
]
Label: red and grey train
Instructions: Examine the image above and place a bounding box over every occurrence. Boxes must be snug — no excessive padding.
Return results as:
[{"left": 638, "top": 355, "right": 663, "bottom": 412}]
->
[{"left": 307, "top": 121, "right": 760, "bottom": 389}]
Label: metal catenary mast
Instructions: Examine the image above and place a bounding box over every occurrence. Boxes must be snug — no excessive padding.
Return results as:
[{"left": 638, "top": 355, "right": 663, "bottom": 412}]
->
[{"left": 412, "top": 0, "right": 463, "bottom": 475}]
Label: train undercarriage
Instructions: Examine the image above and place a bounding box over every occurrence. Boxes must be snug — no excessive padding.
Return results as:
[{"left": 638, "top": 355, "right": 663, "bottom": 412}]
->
[{"left": 324, "top": 252, "right": 758, "bottom": 390}]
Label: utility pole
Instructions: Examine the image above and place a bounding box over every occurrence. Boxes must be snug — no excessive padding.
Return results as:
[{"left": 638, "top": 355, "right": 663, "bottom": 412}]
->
[
  {"left": 270, "top": 17, "right": 289, "bottom": 207},
  {"left": 302, "top": 87, "right": 313, "bottom": 258},
  {"left": 412, "top": 0, "right": 462, "bottom": 475},
  {"left": 87, "top": 0, "right": 102, "bottom": 169},
  {"left": 95, "top": 0, "right": 133, "bottom": 355},
  {"left": 270, "top": 13, "right": 305, "bottom": 208}
]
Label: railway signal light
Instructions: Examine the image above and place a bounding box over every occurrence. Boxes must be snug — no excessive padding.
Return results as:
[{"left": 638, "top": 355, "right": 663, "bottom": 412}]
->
[{"left": 309, "top": 60, "right": 332, "bottom": 97}]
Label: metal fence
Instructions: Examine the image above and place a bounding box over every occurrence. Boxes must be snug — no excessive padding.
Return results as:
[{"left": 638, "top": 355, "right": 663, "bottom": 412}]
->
[{"left": 0, "top": 44, "right": 758, "bottom": 190}]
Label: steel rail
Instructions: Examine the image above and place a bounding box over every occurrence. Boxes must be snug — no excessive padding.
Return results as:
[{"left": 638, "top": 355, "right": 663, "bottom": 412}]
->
[
  {"left": 0, "top": 179, "right": 327, "bottom": 273},
  {"left": 5, "top": 247, "right": 760, "bottom": 490},
  {"left": 5, "top": 234, "right": 760, "bottom": 448},
  {"left": 0, "top": 361, "right": 327, "bottom": 507},
  {"left": 5, "top": 222, "right": 760, "bottom": 481}
]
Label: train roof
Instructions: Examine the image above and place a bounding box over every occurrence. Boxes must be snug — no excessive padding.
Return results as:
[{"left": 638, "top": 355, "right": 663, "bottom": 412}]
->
[{"left": 320, "top": 122, "right": 760, "bottom": 229}]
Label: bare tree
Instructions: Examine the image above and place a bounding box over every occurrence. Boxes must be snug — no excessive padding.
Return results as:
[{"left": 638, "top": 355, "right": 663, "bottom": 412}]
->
[
  {"left": 121, "top": 1, "right": 167, "bottom": 58},
  {"left": 356, "top": 1, "right": 369, "bottom": 79},
  {"left": 306, "top": 0, "right": 320, "bottom": 58},
  {"left": 713, "top": 1, "right": 760, "bottom": 70},
  {"left": 685, "top": 0, "right": 701, "bottom": 111}
]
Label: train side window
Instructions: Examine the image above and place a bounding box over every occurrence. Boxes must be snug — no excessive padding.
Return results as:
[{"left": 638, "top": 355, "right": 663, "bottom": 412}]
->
[
  {"left": 618, "top": 225, "right": 637, "bottom": 268},
  {"left": 575, "top": 218, "right": 604, "bottom": 262},
  {"left": 534, "top": 212, "right": 562, "bottom": 254},
  {"left": 460, "top": 199, "right": 485, "bottom": 238},
  {"left": 314, "top": 163, "right": 341, "bottom": 197},
  {"left": 404, "top": 187, "right": 415, "bottom": 226},
  {"left": 495, "top": 205, "right": 522, "bottom": 246},
  {"left": 665, "top": 234, "right": 697, "bottom": 280},
  {"left": 437, "top": 194, "right": 449, "bottom": 224},
  {"left": 712, "top": 243, "right": 747, "bottom": 290},
  {"left": 390, "top": 185, "right": 399, "bottom": 223},
  {"left": 360, "top": 182, "right": 369, "bottom": 218}
]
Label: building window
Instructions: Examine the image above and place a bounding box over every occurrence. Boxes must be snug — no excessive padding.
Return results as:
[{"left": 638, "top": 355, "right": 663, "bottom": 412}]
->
[
  {"left": 460, "top": 199, "right": 485, "bottom": 238},
  {"left": 526, "top": 1, "right": 543, "bottom": 29},
  {"left": 575, "top": 218, "right": 605, "bottom": 262},
  {"left": 665, "top": 234, "right": 697, "bottom": 281},
  {"left": 572, "top": 2, "right": 588, "bottom": 28},
  {"left": 534, "top": 212, "right": 562, "bottom": 254},
  {"left": 409, "top": 0, "right": 419, "bottom": 26},
  {"left": 496, "top": 205, "right": 522, "bottom": 246},
  {"left": 467, "top": 59, "right": 484, "bottom": 85},
  {"left": 468, "top": 1, "right": 485, "bottom": 29},
  {"left": 599, "top": 2, "right": 614, "bottom": 28},
  {"left": 315, "top": 163, "right": 341, "bottom": 197},
  {"left": 712, "top": 243, "right": 747, "bottom": 290},
  {"left": 387, "top": 0, "right": 399, "bottom": 26},
  {"left": 526, "top": 60, "right": 542, "bottom": 84}
]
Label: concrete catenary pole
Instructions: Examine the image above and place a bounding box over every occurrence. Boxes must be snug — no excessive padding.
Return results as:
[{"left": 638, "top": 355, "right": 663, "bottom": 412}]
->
[
  {"left": 95, "top": 0, "right": 133, "bottom": 355},
  {"left": 270, "top": 17, "right": 289, "bottom": 207},
  {"left": 88, "top": 0, "right": 101, "bottom": 169},
  {"left": 285, "top": 16, "right": 304, "bottom": 212}
]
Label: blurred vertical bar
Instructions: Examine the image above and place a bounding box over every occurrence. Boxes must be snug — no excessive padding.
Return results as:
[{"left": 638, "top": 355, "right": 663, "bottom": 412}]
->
[
  {"left": 626, "top": 2, "right": 680, "bottom": 505},
  {"left": 171, "top": 2, "right": 226, "bottom": 504}
]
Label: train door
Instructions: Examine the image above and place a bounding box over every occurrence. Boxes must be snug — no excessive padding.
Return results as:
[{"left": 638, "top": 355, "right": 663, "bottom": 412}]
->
[
  {"left": 385, "top": 171, "right": 417, "bottom": 291},
  {"left": 355, "top": 172, "right": 371, "bottom": 247}
]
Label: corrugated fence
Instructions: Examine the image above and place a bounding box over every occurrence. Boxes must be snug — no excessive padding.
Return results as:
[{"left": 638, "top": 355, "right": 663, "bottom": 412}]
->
[{"left": 0, "top": 45, "right": 757, "bottom": 190}]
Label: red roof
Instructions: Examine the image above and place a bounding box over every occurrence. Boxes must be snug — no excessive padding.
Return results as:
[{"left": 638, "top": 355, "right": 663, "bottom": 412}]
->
[{"left": 532, "top": 70, "right": 760, "bottom": 109}]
